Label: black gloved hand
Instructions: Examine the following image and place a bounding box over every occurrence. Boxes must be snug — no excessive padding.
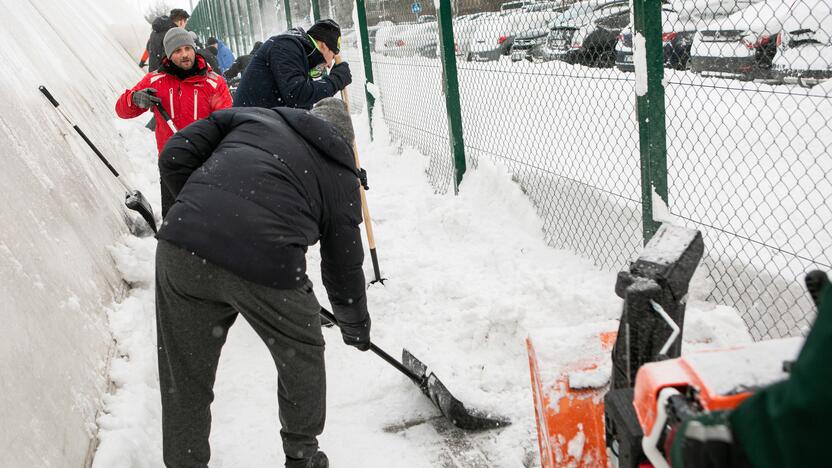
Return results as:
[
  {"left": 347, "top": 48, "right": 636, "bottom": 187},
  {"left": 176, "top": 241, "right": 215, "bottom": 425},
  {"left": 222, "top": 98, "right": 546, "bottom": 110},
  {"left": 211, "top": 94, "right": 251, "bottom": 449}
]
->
[
  {"left": 358, "top": 168, "right": 369, "bottom": 190},
  {"left": 132, "top": 88, "right": 161, "bottom": 109},
  {"left": 339, "top": 315, "right": 371, "bottom": 351},
  {"left": 328, "top": 62, "right": 352, "bottom": 91}
]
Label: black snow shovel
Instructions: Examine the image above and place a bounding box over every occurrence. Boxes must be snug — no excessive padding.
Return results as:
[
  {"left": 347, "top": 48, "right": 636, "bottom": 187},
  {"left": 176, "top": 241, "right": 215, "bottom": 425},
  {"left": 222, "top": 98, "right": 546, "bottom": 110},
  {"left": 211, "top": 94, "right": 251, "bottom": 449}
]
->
[
  {"left": 153, "top": 101, "right": 178, "bottom": 134},
  {"left": 319, "top": 307, "right": 510, "bottom": 431},
  {"left": 39, "top": 86, "right": 157, "bottom": 234}
]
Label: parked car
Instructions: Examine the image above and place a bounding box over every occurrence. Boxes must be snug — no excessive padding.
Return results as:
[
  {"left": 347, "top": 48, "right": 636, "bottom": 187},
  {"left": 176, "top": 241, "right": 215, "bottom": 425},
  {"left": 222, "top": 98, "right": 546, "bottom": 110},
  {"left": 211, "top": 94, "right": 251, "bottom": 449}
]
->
[
  {"left": 466, "top": 11, "right": 526, "bottom": 61},
  {"left": 450, "top": 13, "right": 496, "bottom": 58},
  {"left": 553, "top": 1, "right": 631, "bottom": 67},
  {"left": 688, "top": 0, "right": 803, "bottom": 81},
  {"left": 368, "top": 21, "right": 395, "bottom": 51},
  {"left": 510, "top": 4, "right": 570, "bottom": 62},
  {"left": 530, "top": 0, "right": 599, "bottom": 61},
  {"left": 374, "top": 20, "right": 438, "bottom": 58},
  {"left": 773, "top": 28, "right": 832, "bottom": 87},
  {"left": 771, "top": 1, "right": 832, "bottom": 87},
  {"left": 534, "top": 0, "right": 630, "bottom": 66},
  {"left": 615, "top": 9, "right": 697, "bottom": 72}
]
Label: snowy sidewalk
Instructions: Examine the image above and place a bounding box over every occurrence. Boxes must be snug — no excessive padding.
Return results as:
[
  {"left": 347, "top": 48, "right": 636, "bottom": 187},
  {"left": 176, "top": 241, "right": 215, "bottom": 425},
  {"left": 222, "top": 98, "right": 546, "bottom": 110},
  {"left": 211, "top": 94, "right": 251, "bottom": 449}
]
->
[{"left": 92, "top": 109, "right": 749, "bottom": 468}]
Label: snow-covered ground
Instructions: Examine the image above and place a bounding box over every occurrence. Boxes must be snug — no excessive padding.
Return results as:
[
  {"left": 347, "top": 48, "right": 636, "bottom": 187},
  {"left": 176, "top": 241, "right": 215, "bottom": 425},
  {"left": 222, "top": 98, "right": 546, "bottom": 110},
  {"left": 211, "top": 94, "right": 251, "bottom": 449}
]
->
[{"left": 93, "top": 96, "right": 759, "bottom": 467}]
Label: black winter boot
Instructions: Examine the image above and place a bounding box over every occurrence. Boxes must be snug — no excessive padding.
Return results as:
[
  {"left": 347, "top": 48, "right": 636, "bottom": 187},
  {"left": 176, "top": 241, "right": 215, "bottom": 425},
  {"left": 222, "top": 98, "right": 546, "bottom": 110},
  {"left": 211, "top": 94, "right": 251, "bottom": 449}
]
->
[{"left": 286, "top": 451, "right": 328, "bottom": 468}]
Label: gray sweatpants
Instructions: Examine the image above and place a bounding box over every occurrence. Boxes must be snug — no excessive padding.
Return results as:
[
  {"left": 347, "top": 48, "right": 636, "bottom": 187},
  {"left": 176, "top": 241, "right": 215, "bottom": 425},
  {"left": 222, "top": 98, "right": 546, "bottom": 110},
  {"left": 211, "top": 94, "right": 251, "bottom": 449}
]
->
[{"left": 155, "top": 240, "right": 326, "bottom": 467}]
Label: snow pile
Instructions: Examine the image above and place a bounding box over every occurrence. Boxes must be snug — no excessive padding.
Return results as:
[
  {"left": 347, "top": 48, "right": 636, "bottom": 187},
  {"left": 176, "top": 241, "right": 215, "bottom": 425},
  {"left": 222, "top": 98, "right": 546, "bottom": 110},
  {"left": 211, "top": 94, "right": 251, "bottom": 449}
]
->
[
  {"left": 686, "top": 337, "right": 802, "bottom": 395},
  {"left": 94, "top": 236, "right": 161, "bottom": 468},
  {"left": 0, "top": 0, "right": 151, "bottom": 466}
]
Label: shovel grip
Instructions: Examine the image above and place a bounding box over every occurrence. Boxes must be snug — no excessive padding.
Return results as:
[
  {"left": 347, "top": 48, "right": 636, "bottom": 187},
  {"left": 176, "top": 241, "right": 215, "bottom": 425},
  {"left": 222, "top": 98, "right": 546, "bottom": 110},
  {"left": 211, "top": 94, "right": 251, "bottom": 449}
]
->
[
  {"left": 39, "top": 85, "right": 60, "bottom": 108},
  {"left": 154, "top": 101, "right": 173, "bottom": 122},
  {"left": 318, "top": 307, "right": 423, "bottom": 384}
]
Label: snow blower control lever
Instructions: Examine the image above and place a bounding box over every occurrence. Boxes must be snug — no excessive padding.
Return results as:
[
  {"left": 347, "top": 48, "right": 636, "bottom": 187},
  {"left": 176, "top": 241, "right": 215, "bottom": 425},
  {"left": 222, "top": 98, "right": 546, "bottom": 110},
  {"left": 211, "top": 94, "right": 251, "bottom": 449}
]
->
[{"left": 604, "top": 223, "right": 703, "bottom": 467}]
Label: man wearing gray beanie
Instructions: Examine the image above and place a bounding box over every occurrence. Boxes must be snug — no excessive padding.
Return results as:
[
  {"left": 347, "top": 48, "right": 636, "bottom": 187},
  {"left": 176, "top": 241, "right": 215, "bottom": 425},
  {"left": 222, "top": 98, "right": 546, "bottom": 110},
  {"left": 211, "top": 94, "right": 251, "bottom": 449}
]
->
[
  {"left": 115, "top": 27, "right": 232, "bottom": 217},
  {"left": 153, "top": 99, "right": 369, "bottom": 468}
]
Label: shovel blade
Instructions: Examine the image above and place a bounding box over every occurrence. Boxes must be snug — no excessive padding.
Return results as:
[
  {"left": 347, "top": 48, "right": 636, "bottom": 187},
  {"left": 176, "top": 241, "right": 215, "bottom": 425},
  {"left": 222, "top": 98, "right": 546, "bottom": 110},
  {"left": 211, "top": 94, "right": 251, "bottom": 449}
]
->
[
  {"left": 125, "top": 190, "right": 157, "bottom": 233},
  {"left": 402, "top": 349, "right": 511, "bottom": 431},
  {"left": 402, "top": 349, "right": 428, "bottom": 380},
  {"left": 426, "top": 374, "right": 511, "bottom": 431}
]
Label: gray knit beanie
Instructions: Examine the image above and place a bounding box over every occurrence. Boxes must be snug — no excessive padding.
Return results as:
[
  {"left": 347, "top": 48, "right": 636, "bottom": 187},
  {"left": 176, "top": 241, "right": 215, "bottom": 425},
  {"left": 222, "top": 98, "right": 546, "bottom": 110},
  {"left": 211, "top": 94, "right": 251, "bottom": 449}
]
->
[
  {"left": 164, "top": 27, "right": 196, "bottom": 58},
  {"left": 310, "top": 98, "right": 355, "bottom": 144}
]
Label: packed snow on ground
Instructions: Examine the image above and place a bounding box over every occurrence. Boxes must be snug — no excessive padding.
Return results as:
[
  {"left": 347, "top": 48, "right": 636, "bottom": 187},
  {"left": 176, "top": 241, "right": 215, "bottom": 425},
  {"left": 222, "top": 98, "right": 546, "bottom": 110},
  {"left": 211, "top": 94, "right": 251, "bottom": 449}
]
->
[{"left": 93, "top": 89, "right": 763, "bottom": 466}]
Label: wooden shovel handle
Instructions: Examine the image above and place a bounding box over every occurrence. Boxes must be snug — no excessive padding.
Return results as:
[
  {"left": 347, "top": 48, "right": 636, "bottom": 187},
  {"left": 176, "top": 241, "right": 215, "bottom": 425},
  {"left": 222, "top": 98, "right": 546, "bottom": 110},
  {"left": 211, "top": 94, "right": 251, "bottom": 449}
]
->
[{"left": 334, "top": 54, "right": 377, "bottom": 250}]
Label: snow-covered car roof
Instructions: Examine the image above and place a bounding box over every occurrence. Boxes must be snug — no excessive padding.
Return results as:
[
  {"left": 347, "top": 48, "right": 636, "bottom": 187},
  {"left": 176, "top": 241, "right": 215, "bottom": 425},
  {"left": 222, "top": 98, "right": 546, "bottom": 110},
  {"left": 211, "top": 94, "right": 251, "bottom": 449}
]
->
[{"left": 697, "top": 0, "right": 832, "bottom": 37}]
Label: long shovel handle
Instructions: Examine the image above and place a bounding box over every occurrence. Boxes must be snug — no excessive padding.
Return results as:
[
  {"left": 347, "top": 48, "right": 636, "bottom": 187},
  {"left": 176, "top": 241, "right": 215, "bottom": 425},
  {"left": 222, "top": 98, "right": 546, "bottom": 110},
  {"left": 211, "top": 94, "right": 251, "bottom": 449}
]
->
[
  {"left": 318, "top": 307, "right": 422, "bottom": 385},
  {"left": 39, "top": 85, "right": 128, "bottom": 190},
  {"left": 154, "top": 102, "right": 178, "bottom": 133},
  {"left": 334, "top": 56, "right": 383, "bottom": 282}
]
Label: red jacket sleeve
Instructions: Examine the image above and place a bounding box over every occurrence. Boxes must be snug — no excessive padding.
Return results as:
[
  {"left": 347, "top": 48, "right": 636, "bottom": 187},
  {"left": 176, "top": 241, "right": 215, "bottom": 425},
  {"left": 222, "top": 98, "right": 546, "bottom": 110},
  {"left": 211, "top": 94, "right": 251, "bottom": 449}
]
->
[
  {"left": 210, "top": 77, "right": 233, "bottom": 111},
  {"left": 115, "top": 74, "right": 153, "bottom": 119}
]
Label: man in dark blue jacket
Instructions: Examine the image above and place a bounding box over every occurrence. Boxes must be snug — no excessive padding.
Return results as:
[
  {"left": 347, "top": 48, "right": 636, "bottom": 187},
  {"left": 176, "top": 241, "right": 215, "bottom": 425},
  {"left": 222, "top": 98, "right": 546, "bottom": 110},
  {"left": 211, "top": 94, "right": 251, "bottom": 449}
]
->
[
  {"left": 233, "top": 19, "right": 352, "bottom": 109},
  {"left": 155, "top": 98, "right": 369, "bottom": 468}
]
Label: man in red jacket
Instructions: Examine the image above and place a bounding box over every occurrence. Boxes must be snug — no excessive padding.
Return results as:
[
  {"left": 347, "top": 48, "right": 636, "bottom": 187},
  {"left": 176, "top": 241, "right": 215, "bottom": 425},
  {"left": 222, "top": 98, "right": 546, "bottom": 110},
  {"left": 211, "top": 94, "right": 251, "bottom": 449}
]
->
[{"left": 116, "top": 27, "right": 232, "bottom": 216}]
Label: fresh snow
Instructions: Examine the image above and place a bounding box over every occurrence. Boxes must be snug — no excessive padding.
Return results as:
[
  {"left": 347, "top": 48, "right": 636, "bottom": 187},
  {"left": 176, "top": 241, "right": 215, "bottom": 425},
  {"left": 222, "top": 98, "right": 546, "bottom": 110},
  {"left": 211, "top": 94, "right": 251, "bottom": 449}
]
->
[
  {"left": 634, "top": 32, "right": 648, "bottom": 96},
  {"left": 684, "top": 337, "right": 802, "bottom": 395},
  {"left": 93, "top": 90, "right": 760, "bottom": 466}
]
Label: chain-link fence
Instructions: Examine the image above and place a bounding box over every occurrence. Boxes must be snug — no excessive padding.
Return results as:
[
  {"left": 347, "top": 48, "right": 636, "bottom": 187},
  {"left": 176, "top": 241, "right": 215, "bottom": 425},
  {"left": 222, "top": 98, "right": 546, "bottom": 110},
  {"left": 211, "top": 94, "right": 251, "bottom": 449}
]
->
[
  {"left": 188, "top": 0, "right": 830, "bottom": 341},
  {"left": 362, "top": 0, "right": 831, "bottom": 341}
]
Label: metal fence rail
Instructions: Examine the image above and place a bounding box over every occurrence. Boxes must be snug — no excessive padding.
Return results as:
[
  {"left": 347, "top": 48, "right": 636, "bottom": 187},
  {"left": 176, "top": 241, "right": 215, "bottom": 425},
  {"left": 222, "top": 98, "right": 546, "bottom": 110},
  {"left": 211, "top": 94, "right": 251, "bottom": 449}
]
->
[{"left": 187, "top": 0, "right": 831, "bottom": 340}]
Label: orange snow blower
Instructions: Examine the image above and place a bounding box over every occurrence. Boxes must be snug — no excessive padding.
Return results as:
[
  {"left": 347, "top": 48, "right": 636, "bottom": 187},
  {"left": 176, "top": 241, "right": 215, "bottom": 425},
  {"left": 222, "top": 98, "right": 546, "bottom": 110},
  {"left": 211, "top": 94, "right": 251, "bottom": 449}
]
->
[{"left": 527, "top": 223, "right": 704, "bottom": 467}]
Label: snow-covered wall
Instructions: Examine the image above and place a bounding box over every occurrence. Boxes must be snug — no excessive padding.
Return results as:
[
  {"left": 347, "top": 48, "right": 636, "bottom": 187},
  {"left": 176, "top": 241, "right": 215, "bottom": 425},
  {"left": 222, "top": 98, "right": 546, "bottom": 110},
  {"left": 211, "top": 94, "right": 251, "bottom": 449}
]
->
[{"left": 0, "top": 0, "right": 147, "bottom": 465}]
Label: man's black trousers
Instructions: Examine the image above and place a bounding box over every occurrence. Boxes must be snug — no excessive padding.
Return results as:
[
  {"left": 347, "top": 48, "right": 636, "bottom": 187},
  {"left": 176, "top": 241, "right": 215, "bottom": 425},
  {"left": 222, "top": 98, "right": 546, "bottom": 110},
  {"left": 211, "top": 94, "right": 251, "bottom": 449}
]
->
[{"left": 155, "top": 239, "right": 326, "bottom": 467}]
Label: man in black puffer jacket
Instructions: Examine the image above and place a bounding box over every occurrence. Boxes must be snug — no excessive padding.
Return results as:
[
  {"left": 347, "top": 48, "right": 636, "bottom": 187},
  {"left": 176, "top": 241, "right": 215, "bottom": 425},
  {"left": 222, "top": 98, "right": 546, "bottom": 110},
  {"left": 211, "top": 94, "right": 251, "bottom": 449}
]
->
[
  {"left": 155, "top": 98, "right": 368, "bottom": 468},
  {"left": 233, "top": 19, "right": 352, "bottom": 109},
  {"left": 146, "top": 9, "right": 190, "bottom": 72}
]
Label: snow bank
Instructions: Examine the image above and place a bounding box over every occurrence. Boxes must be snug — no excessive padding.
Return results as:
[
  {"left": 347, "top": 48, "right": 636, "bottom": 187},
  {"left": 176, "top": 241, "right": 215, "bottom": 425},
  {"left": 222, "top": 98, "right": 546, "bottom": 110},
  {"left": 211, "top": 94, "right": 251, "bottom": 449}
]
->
[{"left": 0, "top": 0, "right": 150, "bottom": 465}]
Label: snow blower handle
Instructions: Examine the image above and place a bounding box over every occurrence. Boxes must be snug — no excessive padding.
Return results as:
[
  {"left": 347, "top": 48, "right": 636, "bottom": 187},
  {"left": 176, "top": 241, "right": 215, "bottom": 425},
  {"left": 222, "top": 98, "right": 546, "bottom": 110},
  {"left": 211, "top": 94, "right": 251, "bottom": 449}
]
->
[{"left": 318, "top": 307, "right": 423, "bottom": 385}]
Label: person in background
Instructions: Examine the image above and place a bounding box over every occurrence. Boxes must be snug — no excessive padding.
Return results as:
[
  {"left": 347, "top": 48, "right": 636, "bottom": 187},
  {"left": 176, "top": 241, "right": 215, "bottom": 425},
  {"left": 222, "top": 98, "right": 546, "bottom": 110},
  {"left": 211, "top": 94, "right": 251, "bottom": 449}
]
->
[
  {"left": 155, "top": 98, "right": 370, "bottom": 468},
  {"left": 232, "top": 19, "right": 351, "bottom": 110},
  {"left": 115, "top": 27, "right": 232, "bottom": 217},
  {"left": 223, "top": 41, "right": 263, "bottom": 82},
  {"left": 146, "top": 8, "right": 190, "bottom": 72},
  {"left": 206, "top": 36, "right": 235, "bottom": 74},
  {"left": 190, "top": 31, "right": 220, "bottom": 73}
]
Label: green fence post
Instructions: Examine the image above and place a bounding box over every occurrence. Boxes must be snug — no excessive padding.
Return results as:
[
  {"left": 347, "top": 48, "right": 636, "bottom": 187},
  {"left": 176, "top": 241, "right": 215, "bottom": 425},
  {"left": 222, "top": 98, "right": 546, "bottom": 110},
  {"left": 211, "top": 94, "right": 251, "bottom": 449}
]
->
[
  {"left": 220, "top": 0, "right": 234, "bottom": 53},
  {"left": 436, "top": 0, "right": 466, "bottom": 193},
  {"left": 230, "top": 0, "right": 246, "bottom": 53},
  {"left": 311, "top": 0, "right": 321, "bottom": 21},
  {"left": 633, "top": 0, "right": 668, "bottom": 243},
  {"left": 249, "top": 0, "right": 265, "bottom": 39},
  {"left": 283, "top": 0, "right": 293, "bottom": 29},
  {"left": 354, "top": 0, "right": 375, "bottom": 139}
]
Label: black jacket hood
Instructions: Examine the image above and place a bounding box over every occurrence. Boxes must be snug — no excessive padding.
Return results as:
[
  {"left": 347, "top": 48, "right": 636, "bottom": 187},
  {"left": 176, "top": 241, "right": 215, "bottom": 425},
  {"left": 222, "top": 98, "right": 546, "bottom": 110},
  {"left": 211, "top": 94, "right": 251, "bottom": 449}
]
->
[
  {"left": 274, "top": 107, "right": 357, "bottom": 176},
  {"left": 152, "top": 16, "right": 176, "bottom": 33}
]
